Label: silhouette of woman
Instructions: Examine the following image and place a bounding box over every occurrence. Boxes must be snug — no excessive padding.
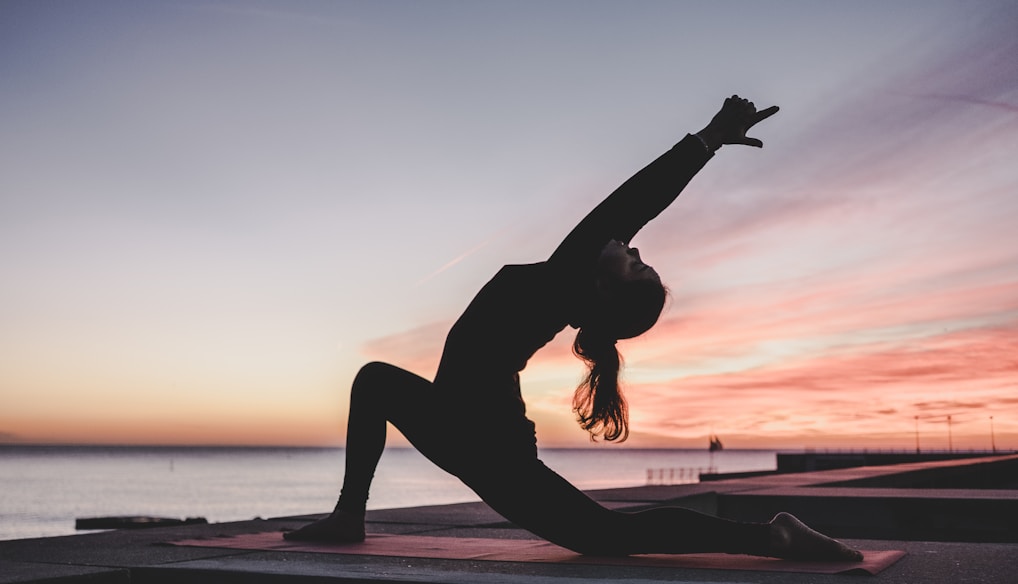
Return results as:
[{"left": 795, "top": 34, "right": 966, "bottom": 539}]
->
[{"left": 286, "top": 96, "right": 862, "bottom": 561}]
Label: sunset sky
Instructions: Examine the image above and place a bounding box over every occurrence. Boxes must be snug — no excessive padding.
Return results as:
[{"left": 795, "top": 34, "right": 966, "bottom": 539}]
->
[{"left": 2, "top": 1, "right": 1016, "bottom": 451}]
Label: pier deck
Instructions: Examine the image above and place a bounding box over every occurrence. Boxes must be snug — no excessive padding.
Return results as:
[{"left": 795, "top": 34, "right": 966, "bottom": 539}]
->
[{"left": 2, "top": 454, "right": 1016, "bottom": 583}]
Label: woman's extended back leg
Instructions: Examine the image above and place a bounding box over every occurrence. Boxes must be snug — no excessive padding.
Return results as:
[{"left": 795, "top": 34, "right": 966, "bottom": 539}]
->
[{"left": 471, "top": 458, "right": 773, "bottom": 556}]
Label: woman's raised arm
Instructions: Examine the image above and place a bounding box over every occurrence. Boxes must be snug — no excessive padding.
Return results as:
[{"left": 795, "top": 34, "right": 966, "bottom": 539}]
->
[{"left": 547, "top": 96, "right": 779, "bottom": 270}]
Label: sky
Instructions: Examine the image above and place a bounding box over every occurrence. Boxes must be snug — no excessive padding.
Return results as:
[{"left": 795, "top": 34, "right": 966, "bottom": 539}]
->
[{"left": 1, "top": 0, "right": 1016, "bottom": 450}]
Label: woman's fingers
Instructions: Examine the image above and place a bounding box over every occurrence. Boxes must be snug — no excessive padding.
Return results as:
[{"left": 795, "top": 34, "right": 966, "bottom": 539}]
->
[
  {"left": 700, "top": 95, "right": 779, "bottom": 149},
  {"left": 742, "top": 102, "right": 779, "bottom": 148},
  {"left": 753, "top": 105, "right": 780, "bottom": 124}
]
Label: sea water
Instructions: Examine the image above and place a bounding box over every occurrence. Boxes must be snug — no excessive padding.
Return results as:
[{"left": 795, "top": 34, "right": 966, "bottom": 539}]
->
[{"left": 0, "top": 445, "right": 775, "bottom": 541}]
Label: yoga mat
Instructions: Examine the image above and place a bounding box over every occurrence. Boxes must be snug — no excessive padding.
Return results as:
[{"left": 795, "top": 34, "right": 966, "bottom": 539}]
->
[{"left": 169, "top": 532, "right": 905, "bottom": 576}]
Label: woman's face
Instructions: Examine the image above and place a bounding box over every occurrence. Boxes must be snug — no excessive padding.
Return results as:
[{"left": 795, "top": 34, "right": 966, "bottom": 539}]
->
[{"left": 597, "top": 240, "right": 660, "bottom": 284}]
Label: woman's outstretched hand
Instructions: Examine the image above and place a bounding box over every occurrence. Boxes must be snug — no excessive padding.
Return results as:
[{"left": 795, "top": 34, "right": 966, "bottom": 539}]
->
[{"left": 696, "top": 95, "right": 779, "bottom": 151}]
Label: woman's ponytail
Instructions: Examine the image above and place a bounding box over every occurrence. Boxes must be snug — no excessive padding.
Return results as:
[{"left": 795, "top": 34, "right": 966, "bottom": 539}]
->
[{"left": 572, "top": 327, "right": 628, "bottom": 442}]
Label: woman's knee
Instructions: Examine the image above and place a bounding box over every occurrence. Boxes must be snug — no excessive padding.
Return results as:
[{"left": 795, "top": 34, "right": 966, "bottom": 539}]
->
[
  {"left": 350, "top": 361, "right": 433, "bottom": 411},
  {"left": 349, "top": 362, "right": 396, "bottom": 406},
  {"left": 353, "top": 361, "right": 394, "bottom": 386}
]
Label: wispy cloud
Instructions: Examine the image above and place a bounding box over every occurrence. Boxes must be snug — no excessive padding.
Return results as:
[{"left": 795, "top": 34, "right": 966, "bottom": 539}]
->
[{"left": 413, "top": 229, "right": 508, "bottom": 288}]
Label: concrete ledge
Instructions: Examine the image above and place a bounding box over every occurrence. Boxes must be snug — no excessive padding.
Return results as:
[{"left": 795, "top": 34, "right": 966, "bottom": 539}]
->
[
  {"left": 777, "top": 451, "right": 1015, "bottom": 473},
  {"left": 712, "top": 454, "right": 1018, "bottom": 542}
]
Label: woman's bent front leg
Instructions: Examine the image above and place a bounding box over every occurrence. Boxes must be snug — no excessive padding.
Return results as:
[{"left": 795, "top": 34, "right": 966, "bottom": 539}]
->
[{"left": 285, "top": 361, "right": 443, "bottom": 542}]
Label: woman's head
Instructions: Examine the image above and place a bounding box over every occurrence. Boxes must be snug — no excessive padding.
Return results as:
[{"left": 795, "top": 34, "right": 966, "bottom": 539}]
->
[
  {"left": 591, "top": 240, "right": 667, "bottom": 340},
  {"left": 596, "top": 239, "right": 661, "bottom": 285},
  {"left": 571, "top": 240, "right": 668, "bottom": 442}
]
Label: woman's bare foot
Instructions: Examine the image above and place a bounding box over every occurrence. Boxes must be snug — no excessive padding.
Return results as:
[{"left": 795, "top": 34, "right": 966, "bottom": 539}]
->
[
  {"left": 283, "top": 509, "right": 366, "bottom": 543},
  {"left": 767, "top": 512, "right": 863, "bottom": 561}
]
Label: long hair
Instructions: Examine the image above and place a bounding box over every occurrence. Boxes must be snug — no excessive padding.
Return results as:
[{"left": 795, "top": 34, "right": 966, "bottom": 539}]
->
[
  {"left": 573, "top": 327, "right": 627, "bottom": 441},
  {"left": 572, "top": 279, "right": 666, "bottom": 442}
]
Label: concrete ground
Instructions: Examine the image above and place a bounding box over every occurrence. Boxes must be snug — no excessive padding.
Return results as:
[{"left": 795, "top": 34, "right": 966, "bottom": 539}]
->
[{"left": 2, "top": 454, "right": 1016, "bottom": 583}]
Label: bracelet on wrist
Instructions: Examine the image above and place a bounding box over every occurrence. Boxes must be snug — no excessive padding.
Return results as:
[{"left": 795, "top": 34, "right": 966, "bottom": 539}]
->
[{"left": 693, "top": 132, "right": 718, "bottom": 153}]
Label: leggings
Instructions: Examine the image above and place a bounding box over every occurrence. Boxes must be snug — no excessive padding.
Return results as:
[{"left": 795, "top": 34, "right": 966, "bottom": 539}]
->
[{"left": 336, "top": 361, "right": 771, "bottom": 556}]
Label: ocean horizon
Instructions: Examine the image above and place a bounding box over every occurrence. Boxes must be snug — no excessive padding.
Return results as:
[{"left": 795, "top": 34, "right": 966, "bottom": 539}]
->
[{"left": 0, "top": 445, "right": 777, "bottom": 541}]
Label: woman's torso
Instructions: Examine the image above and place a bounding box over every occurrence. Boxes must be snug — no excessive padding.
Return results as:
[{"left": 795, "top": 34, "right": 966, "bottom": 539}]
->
[{"left": 432, "top": 262, "right": 577, "bottom": 449}]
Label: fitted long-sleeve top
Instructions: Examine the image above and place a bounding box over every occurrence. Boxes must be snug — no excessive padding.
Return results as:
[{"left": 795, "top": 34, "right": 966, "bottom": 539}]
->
[{"left": 432, "top": 134, "right": 713, "bottom": 445}]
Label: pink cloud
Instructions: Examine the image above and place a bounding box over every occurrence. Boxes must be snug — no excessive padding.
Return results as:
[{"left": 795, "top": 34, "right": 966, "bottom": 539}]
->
[{"left": 620, "top": 322, "right": 1017, "bottom": 447}]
